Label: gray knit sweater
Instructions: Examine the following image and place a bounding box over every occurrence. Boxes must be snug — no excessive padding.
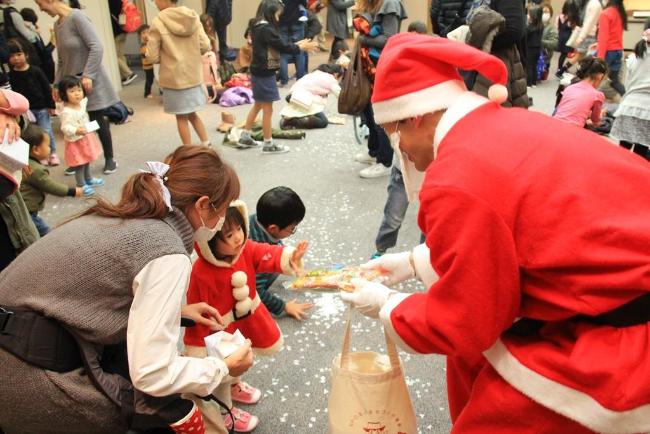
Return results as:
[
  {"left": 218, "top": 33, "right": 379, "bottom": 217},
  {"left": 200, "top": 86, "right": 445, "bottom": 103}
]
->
[
  {"left": 0, "top": 210, "right": 194, "bottom": 344},
  {"left": 54, "top": 9, "right": 119, "bottom": 111}
]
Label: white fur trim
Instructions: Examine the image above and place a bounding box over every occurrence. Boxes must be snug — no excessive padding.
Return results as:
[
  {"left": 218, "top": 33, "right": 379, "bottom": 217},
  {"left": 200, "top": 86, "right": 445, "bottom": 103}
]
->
[
  {"left": 484, "top": 339, "right": 650, "bottom": 433},
  {"left": 281, "top": 246, "right": 298, "bottom": 275},
  {"left": 379, "top": 293, "right": 419, "bottom": 354},
  {"left": 196, "top": 200, "right": 250, "bottom": 267},
  {"left": 252, "top": 333, "right": 284, "bottom": 356},
  {"left": 412, "top": 243, "right": 439, "bottom": 288},
  {"left": 433, "top": 91, "right": 489, "bottom": 159},
  {"left": 373, "top": 80, "right": 467, "bottom": 124}
]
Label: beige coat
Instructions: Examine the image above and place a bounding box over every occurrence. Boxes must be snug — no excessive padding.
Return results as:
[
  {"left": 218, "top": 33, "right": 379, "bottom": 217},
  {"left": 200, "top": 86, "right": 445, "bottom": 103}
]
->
[{"left": 146, "top": 6, "right": 210, "bottom": 90}]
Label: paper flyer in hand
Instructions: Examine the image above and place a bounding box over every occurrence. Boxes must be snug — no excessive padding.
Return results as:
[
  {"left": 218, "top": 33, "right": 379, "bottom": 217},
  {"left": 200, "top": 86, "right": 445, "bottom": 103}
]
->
[
  {"left": 0, "top": 129, "right": 28, "bottom": 173},
  {"left": 85, "top": 120, "right": 100, "bottom": 133},
  {"left": 204, "top": 329, "right": 246, "bottom": 360},
  {"left": 288, "top": 265, "right": 389, "bottom": 292}
]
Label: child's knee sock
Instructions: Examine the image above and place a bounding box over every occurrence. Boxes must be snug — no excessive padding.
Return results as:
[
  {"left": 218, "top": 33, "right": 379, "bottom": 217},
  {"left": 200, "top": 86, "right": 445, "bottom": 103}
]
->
[{"left": 170, "top": 403, "right": 205, "bottom": 434}]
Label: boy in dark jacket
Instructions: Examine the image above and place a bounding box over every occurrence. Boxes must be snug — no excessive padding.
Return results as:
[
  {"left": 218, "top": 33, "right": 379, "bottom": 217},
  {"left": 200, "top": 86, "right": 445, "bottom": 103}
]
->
[{"left": 248, "top": 186, "right": 313, "bottom": 320}]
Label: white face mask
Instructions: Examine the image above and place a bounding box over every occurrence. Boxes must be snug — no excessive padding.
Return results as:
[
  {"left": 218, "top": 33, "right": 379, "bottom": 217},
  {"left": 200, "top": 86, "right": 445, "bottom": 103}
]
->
[
  {"left": 389, "top": 129, "right": 425, "bottom": 203},
  {"left": 542, "top": 13, "right": 551, "bottom": 24},
  {"left": 194, "top": 213, "right": 225, "bottom": 242}
]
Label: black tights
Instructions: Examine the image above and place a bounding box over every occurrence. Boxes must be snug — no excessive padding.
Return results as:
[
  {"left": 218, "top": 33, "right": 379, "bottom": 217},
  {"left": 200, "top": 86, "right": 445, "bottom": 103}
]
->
[
  {"left": 87, "top": 109, "right": 114, "bottom": 162},
  {"left": 620, "top": 140, "right": 650, "bottom": 161}
]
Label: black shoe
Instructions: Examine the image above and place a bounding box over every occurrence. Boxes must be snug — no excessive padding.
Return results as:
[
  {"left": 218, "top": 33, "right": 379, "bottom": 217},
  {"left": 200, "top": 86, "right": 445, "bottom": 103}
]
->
[
  {"left": 64, "top": 167, "right": 75, "bottom": 176},
  {"left": 103, "top": 160, "right": 118, "bottom": 174}
]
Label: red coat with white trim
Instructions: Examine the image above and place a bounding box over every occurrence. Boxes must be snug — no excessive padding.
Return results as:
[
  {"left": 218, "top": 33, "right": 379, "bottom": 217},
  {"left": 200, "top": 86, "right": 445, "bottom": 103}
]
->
[
  {"left": 382, "top": 102, "right": 650, "bottom": 433},
  {"left": 184, "top": 202, "right": 296, "bottom": 354}
]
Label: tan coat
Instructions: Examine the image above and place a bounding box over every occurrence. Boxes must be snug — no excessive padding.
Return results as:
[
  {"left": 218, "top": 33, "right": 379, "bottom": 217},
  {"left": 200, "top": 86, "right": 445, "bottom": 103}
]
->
[{"left": 146, "top": 6, "right": 210, "bottom": 90}]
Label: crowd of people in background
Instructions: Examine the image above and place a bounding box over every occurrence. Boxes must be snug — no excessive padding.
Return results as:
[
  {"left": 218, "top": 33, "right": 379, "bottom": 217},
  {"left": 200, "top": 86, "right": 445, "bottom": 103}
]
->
[{"left": 0, "top": 0, "right": 649, "bottom": 433}]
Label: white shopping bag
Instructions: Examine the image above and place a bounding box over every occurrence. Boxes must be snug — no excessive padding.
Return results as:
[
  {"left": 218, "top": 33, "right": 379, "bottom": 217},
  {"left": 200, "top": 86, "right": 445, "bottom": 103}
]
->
[{"left": 328, "top": 309, "right": 417, "bottom": 434}]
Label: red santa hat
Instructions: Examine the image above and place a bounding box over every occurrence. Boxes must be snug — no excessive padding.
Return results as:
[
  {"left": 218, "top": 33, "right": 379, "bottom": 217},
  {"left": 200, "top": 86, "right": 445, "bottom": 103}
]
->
[{"left": 371, "top": 34, "right": 509, "bottom": 124}]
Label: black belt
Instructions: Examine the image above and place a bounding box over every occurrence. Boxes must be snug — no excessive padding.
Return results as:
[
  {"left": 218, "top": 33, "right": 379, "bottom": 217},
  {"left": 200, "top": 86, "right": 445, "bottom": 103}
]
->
[
  {"left": 0, "top": 306, "right": 83, "bottom": 372},
  {"left": 508, "top": 292, "right": 650, "bottom": 337}
]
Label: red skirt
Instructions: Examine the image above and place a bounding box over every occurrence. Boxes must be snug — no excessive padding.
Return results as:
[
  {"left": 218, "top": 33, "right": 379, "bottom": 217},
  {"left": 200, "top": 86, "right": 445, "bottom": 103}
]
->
[{"left": 64, "top": 132, "right": 102, "bottom": 167}]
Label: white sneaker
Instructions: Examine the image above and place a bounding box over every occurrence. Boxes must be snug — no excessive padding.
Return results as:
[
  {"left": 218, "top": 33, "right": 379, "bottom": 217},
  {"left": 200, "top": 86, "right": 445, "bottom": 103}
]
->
[
  {"left": 355, "top": 152, "right": 376, "bottom": 164},
  {"left": 359, "top": 163, "right": 391, "bottom": 178}
]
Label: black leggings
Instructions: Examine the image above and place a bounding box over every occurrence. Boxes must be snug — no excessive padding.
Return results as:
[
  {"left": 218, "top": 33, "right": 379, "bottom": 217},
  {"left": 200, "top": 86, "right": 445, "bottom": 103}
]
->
[
  {"left": 362, "top": 102, "right": 393, "bottom": 167},
  {"left": 557, "top": 52, "right": 568, "bottom": 71},
  {"left": 87, "top": 109, "right": 114, "bottom": 161},
  {"left": 620, "top": 140, "right": 650, "bottom": 161},
  {"left": 330, "top": 36, "right": 344, "bottom": 60}
]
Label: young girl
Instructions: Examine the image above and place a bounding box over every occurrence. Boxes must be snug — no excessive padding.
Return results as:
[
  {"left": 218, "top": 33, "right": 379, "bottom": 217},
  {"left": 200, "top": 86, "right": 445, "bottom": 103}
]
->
[
  {"left": 596, "top": 0, "right": 627, "bottom": 97},
  {"left": 526, "top": 6, "right": 544, "bottom": 87},
  {"left": 184, "top": 201, "right": 307, "bottom": 433},
  {"left": 58, "top": 75, "right": 104, "bottom": 196},
  {"left": 279, "top": 63, "right": 342, "bottom": 130},
  {"left": 19, "top": 124, "right": 82, "bottom": 236},
  {"left": 611, "top": 26, "right": 650, "bottom": 160},
  {"left": 553, "top": 56, "right": 607, "bottom": 128},
  {"left": 146, "top": 0, "right": 212, "bottom": 146},
  {"left": 555, "top": 0, "right": 576, "bottom": 78},
  {"left": 238, "top": 0, "right": 316, "bottom": 153},
  {"left": 7, "top": 39, "right": 59, "bottom": 166}
]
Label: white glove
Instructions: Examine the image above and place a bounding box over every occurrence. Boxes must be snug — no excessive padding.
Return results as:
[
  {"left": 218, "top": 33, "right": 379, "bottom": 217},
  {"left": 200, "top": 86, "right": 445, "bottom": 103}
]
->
[
  {"left": 361, "top": 251, "right": 414, "bottom": 286},
  {"left": 339, "top": 279, "right": 398, "bottom": 319}
]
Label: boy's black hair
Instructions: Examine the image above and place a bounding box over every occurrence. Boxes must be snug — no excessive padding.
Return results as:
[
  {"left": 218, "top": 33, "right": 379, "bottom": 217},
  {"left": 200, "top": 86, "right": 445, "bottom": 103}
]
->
[
  {"left": 7, "top": 39, "right": 25, "bottom": 57},
  {"left": 407, "top": 21, "right": 427, "bottom": 34},
  {"left": 210, "top": 206, "right": 247, "bottom": 257},
  {"left": 22, "top": 124, "right": 47, "bottom": 150},
  {"left": 137, "top": 24, "right": 150, "bottom": 36},
  {"left": 576, "top": 56, "right": 608, "bottom": 80},
  {"left": 316, "top": 63, "right": 343, "bottom": 75},
  {"left": 57, "top": 75, "right": 85, "bottom": 102},
  {"left": 256, "top": 186, "right": 305, "bottom": 229},
  {"left": 331, "top": 39, "right": 349, "bottom": 59},
  {"left": 19, "top": 8, "right": 38, "bottom": 25},
  {"left": 256, "top": 0, "right": 284, "bottom": 29}
]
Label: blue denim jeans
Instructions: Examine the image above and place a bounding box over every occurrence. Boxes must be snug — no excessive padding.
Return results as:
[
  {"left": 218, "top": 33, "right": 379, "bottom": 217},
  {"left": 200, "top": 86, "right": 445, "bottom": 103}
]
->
[
  {"left": 375, "top": 165, "right": 409, "bottom": 252},
  {"left": 279, "top": 23, "right": 306, "bottom": 85},
  {"left": 30, "top": 211, "right": 50, "bottom": 236},
  {"left": 31, "top": 108, "right": 56, "bottom": 153},
  {"left": 604, "top": 50, "right": 625, "bottom": 96}
]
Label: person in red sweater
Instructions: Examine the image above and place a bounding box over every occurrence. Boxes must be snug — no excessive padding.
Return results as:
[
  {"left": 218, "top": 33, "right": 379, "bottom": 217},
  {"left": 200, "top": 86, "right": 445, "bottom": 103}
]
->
[
  {"left": 342, "top": 34, "right": 650, "bottom": 433},
  {"left": 184, "top": 200, "right": 307, "bottom": 433},
  {"left": 596, "top": 0, "right": 627, "bottom": 96}
]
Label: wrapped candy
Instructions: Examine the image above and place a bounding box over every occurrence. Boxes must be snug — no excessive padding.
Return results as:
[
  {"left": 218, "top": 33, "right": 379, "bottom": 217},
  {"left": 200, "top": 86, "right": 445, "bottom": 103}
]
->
[{"left": 288, "top": 266, "right": 389, "bottom": 292}]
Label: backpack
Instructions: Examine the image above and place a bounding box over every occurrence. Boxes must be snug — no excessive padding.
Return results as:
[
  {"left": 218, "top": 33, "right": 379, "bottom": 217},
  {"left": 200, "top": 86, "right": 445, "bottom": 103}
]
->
[
  {"left": 120, "top": 0, "right": 142, "bottom": 33},
  {"left": 104, "top": 101, "right": 132, "bottom": 125},
  {"left": 218, "top": 61, "right": 237, "bottom": 84}
]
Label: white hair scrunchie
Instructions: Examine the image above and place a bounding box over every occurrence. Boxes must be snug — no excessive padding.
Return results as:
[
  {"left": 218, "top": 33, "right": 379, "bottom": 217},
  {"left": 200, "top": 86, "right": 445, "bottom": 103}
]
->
[{"left": 141, "top": 161, "right": 173, "bottom": 211}]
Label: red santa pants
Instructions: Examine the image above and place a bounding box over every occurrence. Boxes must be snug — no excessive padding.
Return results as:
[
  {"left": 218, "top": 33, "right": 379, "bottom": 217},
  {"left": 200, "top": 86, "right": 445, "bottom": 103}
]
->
[{"left": 448, "top": 358, "right": 596, "bottom": 434}]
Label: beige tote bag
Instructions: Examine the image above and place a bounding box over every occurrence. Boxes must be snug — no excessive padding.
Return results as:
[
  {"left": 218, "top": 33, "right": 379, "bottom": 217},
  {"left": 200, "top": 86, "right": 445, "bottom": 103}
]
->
[{"left": 328, "top": 309, "right": 417, "bottom": 434}]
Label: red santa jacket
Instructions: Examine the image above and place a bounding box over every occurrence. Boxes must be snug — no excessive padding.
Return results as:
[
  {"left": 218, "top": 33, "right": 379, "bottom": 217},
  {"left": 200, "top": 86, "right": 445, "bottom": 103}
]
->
[
  {"left": 381, "top": 101, "right": 650, "bottom": 433},
  {"left": 184, "top": 203, "right": 296, "bottom": 354}
]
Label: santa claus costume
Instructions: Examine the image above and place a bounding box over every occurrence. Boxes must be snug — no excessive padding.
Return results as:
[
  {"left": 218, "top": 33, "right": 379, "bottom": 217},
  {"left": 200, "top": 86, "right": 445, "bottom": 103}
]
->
[
  {"left": 345, "top": 34, "right": 650, "bottom": 434},
  {"left": 184, "top": 200, "right": 299, "bottom": 432}
]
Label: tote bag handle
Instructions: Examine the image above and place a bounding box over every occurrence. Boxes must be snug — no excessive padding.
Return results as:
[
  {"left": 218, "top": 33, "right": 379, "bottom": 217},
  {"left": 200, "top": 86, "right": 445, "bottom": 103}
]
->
[{"left": 340, "top": 307, "right": 401, "bottom": 370}]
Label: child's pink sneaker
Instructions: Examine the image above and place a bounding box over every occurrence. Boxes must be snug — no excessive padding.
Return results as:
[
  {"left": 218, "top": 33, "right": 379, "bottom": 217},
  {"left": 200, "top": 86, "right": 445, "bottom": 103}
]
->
[
  {"left": 48, "top": 153, "right": 60, "bottom": 166},
  {"left": 231, "top": 381, "right": 261, "bottom": 405},
  {"left": 223, "top": 406, "right": 258, "bottom": 433}
]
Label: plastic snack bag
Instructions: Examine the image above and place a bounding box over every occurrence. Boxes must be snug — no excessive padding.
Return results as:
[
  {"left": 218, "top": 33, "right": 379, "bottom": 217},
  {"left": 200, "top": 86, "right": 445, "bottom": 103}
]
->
[{"left": 289, "top": 266, "right": 388, "bottom": 292}]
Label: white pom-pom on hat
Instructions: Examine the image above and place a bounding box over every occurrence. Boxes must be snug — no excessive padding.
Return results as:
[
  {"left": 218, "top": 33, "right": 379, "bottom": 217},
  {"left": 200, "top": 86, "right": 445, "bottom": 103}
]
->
[
  {"left": 231, "top": 271, "right": 247, "bottom": 287},
  {"left": 488, "top": 84, "right": 508, "bottom": 105}
]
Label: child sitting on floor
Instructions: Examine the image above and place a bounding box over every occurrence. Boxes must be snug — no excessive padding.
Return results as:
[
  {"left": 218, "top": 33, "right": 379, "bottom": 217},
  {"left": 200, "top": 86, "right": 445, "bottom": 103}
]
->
[
  {"left": 19, "top": 124, "right": 82, "bottom": 236},
  {"left": 184, "top": 201, "right": 308, "bottom": 433},
  {"left": 248, "top": 186, "right": 314, "bottom": 320},
  {"left": 553, "top": 56, "right": 607, "bottom": 128}
]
